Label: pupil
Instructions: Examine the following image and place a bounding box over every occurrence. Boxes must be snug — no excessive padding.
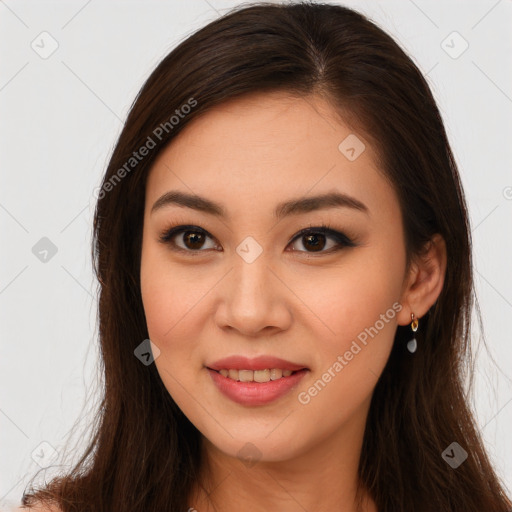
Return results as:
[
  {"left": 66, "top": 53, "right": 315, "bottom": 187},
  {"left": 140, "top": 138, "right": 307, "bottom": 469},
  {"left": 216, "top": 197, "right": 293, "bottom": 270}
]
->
[
  {"left": 184, "top": 231, "right": 204, "bottom": 250},
  {"left": 304, "top": 233, "right": 325, "bottom": 252}
]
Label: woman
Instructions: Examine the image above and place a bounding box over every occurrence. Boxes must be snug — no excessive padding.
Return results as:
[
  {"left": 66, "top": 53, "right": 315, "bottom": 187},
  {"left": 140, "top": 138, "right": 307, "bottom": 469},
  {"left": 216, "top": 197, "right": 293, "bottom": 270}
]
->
[{"left": 19, "top": 2, "right": 512, "bottom": 511}]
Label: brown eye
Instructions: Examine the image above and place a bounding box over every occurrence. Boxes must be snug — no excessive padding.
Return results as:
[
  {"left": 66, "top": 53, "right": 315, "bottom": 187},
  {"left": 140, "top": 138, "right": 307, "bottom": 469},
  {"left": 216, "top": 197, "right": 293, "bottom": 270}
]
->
[
  {"left": 182, "top": 230, "right": 206, "bottom": 250},
  {"left": 301, "top": 233, "right": 327, "bottom": 252},
  {"left": 159, "top": 225, "right": 218, "bottom": 252},
  {"left": 288, "top": 226, "right": 356, "bottom": 254}
]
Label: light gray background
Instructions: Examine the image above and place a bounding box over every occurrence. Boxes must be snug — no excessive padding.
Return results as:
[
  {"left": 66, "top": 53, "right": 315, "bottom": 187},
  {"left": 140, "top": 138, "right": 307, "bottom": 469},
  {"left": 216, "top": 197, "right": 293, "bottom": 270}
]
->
[{"left": 1, "top": 0, "right": 511, "bottom": 508}]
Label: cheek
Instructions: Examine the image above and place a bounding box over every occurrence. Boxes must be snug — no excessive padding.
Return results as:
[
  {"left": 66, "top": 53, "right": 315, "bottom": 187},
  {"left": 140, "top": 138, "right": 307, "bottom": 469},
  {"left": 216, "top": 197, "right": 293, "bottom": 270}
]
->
[
  {"left": 294, "top": 257, "right": 403, "bottom": 423},
  {"left": 140, "top": 253, "right": 206, "bottom": 411},
  {"left": 140, "top": 245, "right": 188, "bottom": 350},
  {"left": 307, "top": 242, "right": 405, "bottom": 369},
  {"left": 140, "top": 245, "right": 220, "bottom": 373}
]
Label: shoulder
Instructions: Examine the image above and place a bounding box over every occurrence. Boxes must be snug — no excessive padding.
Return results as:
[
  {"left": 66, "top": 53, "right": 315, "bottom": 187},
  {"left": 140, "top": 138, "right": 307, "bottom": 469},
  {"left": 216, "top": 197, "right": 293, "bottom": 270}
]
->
[{"left": 12, "top": 506, "right": 62, "bottom": 512}]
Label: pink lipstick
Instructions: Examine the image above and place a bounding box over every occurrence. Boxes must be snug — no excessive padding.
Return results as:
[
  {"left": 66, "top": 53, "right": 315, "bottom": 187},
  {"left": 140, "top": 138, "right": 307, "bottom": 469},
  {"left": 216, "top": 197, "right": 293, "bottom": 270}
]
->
[{"left": 207, "top": 355, "right": 309, "bottom": 406}]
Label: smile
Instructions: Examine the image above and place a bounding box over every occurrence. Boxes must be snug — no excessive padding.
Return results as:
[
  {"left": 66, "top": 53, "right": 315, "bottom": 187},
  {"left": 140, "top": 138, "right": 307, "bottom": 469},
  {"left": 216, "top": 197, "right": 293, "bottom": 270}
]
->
[
  {"left": 206, "top": 355, "right": 309, "bottom": 405},
  {"left": 207, "top": 367, "right": 309, "bottom": 406}
]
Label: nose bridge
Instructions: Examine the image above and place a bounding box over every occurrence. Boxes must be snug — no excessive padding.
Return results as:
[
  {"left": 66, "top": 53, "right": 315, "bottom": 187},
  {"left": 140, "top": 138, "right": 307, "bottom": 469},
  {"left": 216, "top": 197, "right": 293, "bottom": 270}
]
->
[
  {"left": 231, "top": 240, "right": 274, "bottom": 307},
  {"left": 215, "top": 236, "right": 290, "bottom": 334}
]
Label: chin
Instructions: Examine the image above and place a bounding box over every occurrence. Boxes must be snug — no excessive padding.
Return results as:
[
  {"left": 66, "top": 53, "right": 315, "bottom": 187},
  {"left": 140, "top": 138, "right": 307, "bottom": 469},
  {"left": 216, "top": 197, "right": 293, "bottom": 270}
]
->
[{"left": 199, "top": 421, "right": 311, "bottom": 465}]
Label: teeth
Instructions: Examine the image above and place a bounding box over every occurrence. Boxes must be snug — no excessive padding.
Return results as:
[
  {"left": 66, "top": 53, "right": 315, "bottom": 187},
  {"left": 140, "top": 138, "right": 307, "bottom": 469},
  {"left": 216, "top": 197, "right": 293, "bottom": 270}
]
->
[
  {"left": 270, "top": 368, "right": 282, "bottom": 380},
  {"left": 254, "top": 369, "right": 270, "bottom": 382},
  {"left": 239, "top": 370, "right": 253, "bottom": 382},
  {"left": 216, "top": 368, "right": 298, "bottom": 382}
]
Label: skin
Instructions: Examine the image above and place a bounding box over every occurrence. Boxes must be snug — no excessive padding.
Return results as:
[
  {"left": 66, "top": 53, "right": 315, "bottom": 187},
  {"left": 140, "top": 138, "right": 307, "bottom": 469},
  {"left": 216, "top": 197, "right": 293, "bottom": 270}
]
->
[{"left": 140, "top": 91, "right": 447, "bottom": 512}]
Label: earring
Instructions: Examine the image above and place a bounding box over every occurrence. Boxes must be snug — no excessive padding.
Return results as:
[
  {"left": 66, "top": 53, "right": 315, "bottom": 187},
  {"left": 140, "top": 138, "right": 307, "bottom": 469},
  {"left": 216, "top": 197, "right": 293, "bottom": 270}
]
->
[{"left": 406, "top": 313, "right": 419, "bottom": 353}]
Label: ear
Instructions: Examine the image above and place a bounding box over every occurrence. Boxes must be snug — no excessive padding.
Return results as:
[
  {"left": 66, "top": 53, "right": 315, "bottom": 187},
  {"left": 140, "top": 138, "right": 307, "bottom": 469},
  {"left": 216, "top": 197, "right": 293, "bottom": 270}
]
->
[{"left": 396, "top": 233, "right": 447, "bottom": 326}]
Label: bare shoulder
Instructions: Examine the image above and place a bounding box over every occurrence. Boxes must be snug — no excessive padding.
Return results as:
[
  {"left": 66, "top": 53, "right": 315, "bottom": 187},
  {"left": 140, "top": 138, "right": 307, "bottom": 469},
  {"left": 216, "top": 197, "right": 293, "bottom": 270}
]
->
[{"left": 13, "top": 505, "right": 62, "bottom": 512}]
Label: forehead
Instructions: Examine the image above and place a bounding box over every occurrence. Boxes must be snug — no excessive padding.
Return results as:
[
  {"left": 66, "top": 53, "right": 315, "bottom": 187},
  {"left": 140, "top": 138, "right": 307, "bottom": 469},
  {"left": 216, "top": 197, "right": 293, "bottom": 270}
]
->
[
  {"left": 145, "top": 91, "right": 393, "bottom": 220},
  {"left": 154, "top": 91, "right": 375, "bottom": 162}
]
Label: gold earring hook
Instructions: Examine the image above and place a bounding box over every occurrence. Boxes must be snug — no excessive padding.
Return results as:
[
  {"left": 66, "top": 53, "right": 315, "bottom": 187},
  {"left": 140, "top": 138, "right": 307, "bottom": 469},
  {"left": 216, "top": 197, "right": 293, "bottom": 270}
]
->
[{"left": 411, "top": 313, "right": 419, "bottom": 332}]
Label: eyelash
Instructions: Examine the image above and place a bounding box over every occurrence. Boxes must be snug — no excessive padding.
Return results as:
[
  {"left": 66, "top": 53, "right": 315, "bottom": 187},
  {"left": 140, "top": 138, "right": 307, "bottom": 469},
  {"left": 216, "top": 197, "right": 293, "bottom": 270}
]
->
[{"left": 158, "top": 223, "right": 357, "bottom": 256}]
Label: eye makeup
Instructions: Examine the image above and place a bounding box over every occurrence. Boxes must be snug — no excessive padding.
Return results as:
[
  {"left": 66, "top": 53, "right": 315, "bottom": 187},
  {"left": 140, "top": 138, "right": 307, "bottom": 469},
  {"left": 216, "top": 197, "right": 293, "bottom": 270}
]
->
[{"left": 158, "top": 221, "right": 358, "bottom": 256}]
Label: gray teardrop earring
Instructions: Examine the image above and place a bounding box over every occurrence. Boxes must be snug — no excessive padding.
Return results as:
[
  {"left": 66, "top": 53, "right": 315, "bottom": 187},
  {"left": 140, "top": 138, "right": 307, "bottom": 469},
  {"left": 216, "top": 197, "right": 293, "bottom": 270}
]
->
[{"left": 406, "top": 313, "right": 419, "bottom": 353}]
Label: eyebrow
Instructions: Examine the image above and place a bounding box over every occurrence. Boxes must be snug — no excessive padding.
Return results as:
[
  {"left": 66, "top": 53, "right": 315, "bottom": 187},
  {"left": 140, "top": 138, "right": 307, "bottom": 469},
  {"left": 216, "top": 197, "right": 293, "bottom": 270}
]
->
[{"left": 151, "top": 190, "right": 369, "bottom": 220}]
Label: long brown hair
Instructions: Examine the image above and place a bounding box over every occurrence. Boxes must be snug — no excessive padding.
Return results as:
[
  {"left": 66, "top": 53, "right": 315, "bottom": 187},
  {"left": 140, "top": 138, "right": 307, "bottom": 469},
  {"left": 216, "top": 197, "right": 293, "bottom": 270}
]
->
[{"left": 21, "top": 2, "right": 512, "bottom": 511}]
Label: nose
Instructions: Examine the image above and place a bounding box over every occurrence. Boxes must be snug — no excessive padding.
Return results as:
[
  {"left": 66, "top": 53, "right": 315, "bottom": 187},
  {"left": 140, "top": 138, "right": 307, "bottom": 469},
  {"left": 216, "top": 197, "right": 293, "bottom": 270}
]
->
[{"left": 214, "top": 251, "right": 293, "bottom": 337}]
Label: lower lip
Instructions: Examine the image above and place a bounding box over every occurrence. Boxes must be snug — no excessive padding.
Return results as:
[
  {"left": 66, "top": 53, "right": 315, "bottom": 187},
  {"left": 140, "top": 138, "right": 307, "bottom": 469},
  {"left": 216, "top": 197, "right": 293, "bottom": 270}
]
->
[{"left": 207, "top": 368, "right": 309, "bottom": 406}]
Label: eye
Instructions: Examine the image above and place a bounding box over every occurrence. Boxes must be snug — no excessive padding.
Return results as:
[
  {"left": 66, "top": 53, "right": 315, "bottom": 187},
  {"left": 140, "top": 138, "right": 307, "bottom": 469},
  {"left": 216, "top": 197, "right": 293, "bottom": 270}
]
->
[
  {"left": 287, "top": 224, "right": 356, "bottom": 254},
  {"left": 159, "top": 225, "right": 219, "bottom": 253},
  {"left": 159, "top": 223, "right": 356, "bottom": 255}
]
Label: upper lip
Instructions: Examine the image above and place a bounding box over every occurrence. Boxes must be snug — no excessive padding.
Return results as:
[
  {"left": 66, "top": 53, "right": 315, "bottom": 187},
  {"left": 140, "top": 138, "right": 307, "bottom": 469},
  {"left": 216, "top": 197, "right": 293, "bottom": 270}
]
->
[{"left": 207, "top": 355, "right": 308, "bottom": 372}]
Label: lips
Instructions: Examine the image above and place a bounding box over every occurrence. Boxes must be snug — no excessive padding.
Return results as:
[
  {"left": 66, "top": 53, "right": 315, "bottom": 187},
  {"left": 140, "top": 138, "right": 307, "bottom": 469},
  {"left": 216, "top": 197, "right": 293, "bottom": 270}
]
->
[
  {"left": 207, "top": 355, "right": 307, "bottom": 372},
  {"left": 206, "top": 355, "right": 309, "bottom": 406}
]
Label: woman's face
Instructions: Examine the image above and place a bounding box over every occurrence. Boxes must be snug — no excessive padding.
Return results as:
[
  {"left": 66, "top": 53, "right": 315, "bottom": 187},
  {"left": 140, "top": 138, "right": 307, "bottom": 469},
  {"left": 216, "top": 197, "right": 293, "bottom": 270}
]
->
[{"left": 140, "top": 91, "right": 410, "bottom": 462}]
